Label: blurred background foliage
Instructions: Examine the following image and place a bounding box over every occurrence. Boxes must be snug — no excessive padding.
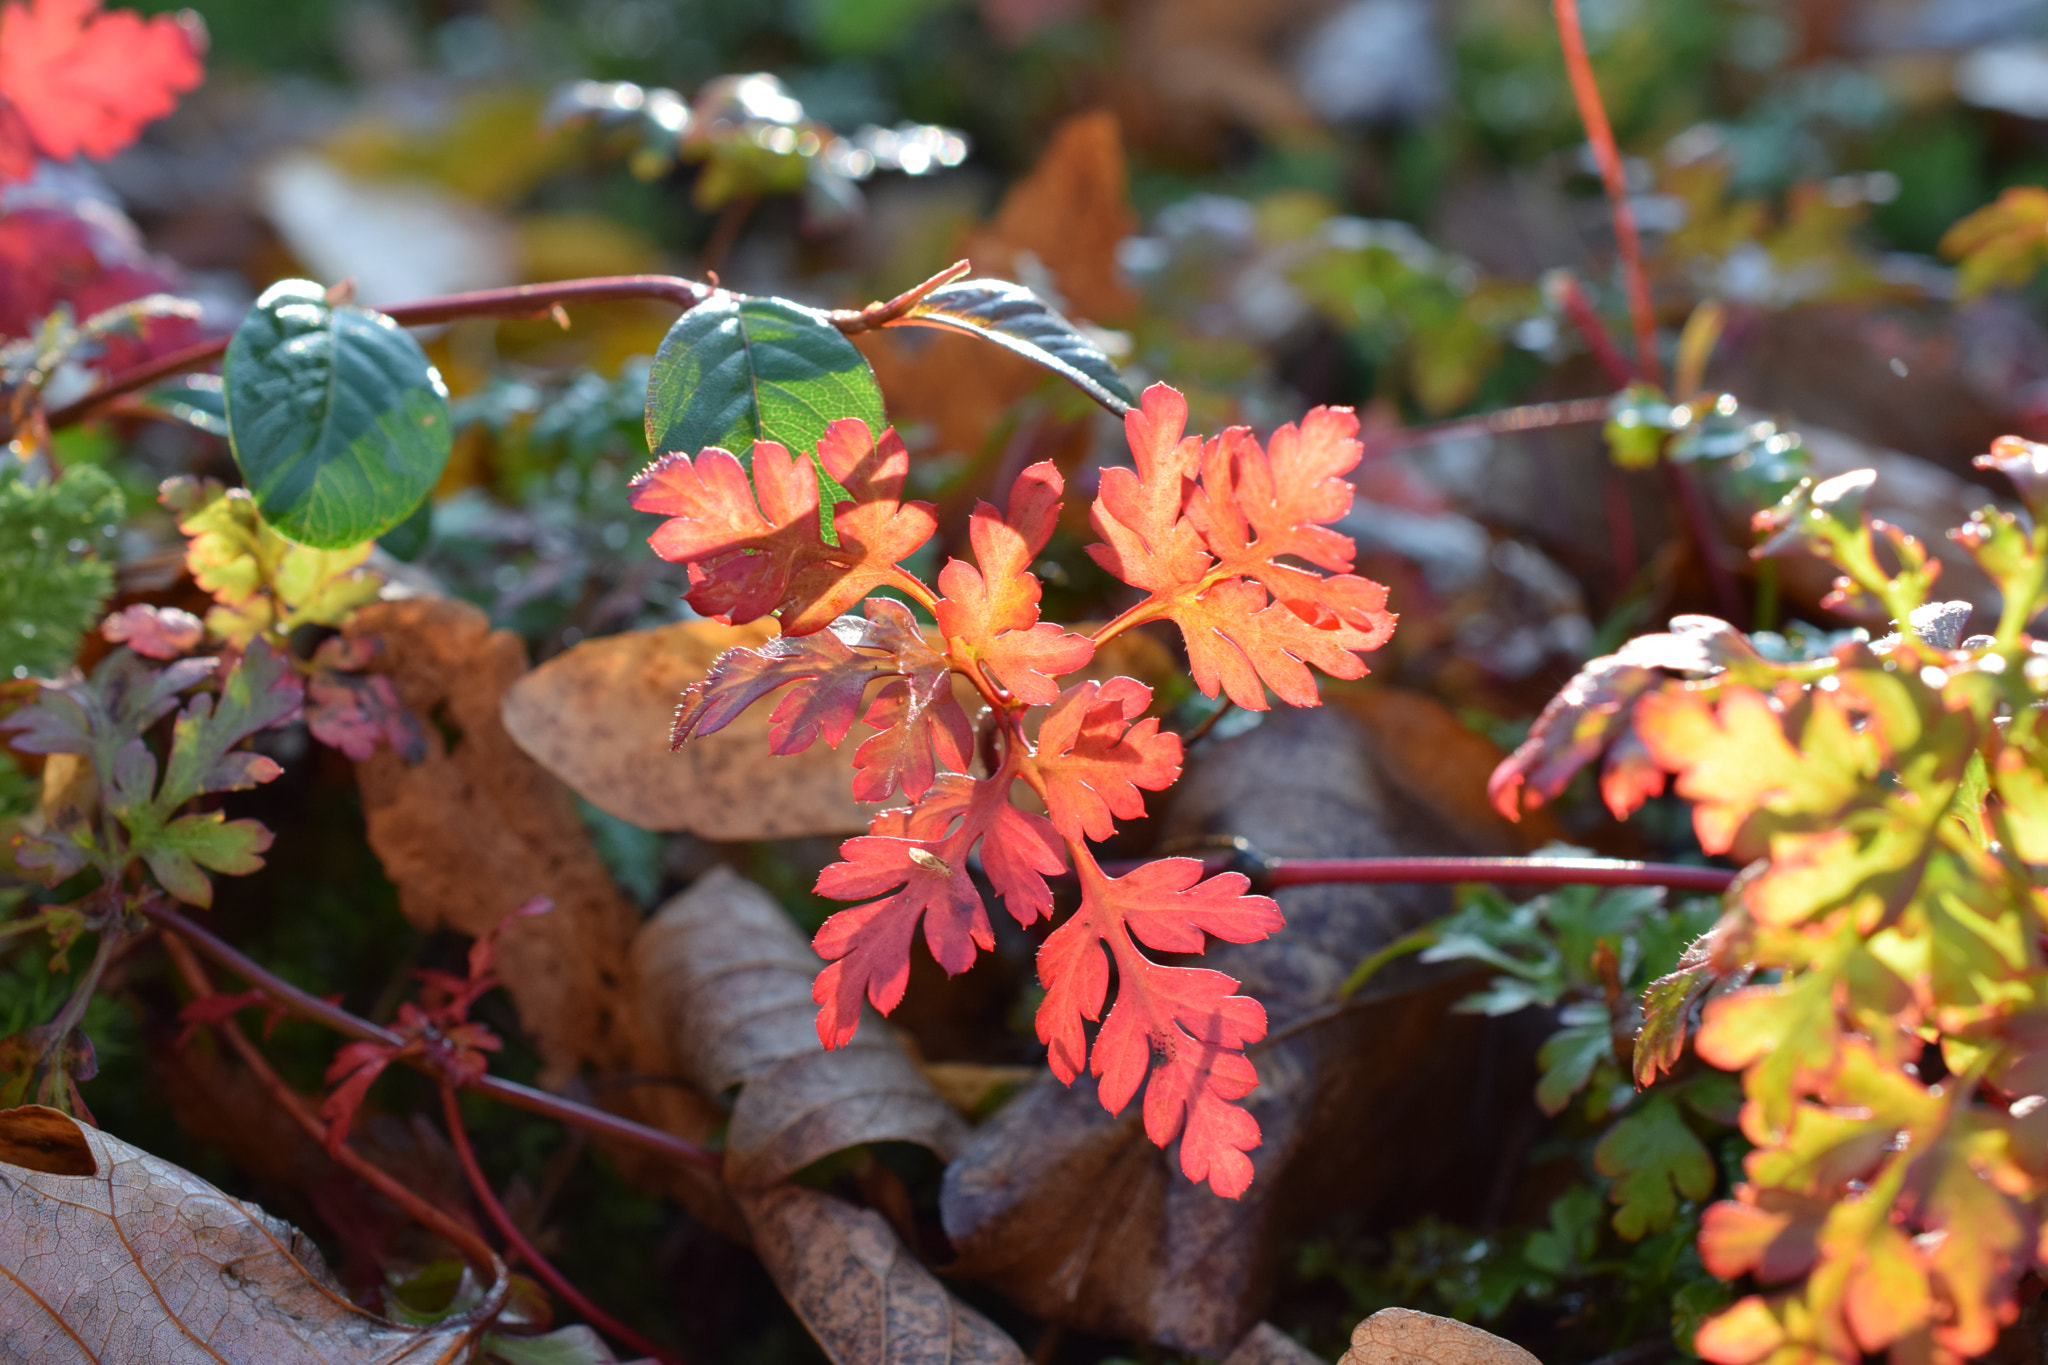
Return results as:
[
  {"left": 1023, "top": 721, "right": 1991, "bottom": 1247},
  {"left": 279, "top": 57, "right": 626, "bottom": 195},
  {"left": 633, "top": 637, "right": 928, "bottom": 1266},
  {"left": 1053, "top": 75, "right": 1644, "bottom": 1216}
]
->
[{"left": 15, "top": 0, "right": 2048, "bottom": 1360}]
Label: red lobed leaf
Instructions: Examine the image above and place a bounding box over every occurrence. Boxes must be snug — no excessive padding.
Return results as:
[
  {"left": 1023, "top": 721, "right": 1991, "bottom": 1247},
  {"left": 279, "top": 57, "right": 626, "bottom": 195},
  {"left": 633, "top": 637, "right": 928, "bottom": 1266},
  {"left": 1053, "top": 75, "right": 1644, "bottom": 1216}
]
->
[
  {"left": 1033, "top": 849, "right": 1284, "bottom": 1198},
  {"left": 99, "top": 603, "right": 202, "bottom": 659},
  {"left": 1086, "top": 384, "right": 1394, "bottom": 711},
  {"left": 633, "top": 421, "right": 938, "bottom": 637},
  {"left": 812, "top": 762, "right": 1064, "bottom": 1047},
  {"left": 628, "top": 439, "right": 826, "bottom": 626},
  {"left": 934, "top": 461, "right": 1094, "bottom": 704},
  {"left": 0, "top": 0, "right": 204, "bottom": 182},
  {"left": 783, "top": 420, "right": 939, "bottom": 634},
  {"left": 1027, "top": 675, "right": 1182, "bottom": 843},
  {"left": 673, "top": 598, "right": 975, "bottom": 803}
]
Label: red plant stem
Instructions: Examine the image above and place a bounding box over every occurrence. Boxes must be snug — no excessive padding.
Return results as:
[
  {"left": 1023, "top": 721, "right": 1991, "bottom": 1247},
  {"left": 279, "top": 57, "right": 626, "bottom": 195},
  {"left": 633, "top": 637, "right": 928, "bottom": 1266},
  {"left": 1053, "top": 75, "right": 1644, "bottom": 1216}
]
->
[
  {"left": 43, "top": 261, "right": 974, "bottom": 435},
  {"left": 439, "top": 1084, "right": 687, "bottom": 1365},
  {"left": 1553, "top": 0, "right": 1662, "bottom": 389},
  {"left": 144, "top": 902, "right": 721, "bottom": 1174},
  {"left": 161, "top": 930, "right": 507, "bottom": 1282},
  {"left": 1549, "top": 271, "right": 1634, "bottom": 387},
  {"left": 1096, "top": 854, "right": 1735, "bottom": 894}
]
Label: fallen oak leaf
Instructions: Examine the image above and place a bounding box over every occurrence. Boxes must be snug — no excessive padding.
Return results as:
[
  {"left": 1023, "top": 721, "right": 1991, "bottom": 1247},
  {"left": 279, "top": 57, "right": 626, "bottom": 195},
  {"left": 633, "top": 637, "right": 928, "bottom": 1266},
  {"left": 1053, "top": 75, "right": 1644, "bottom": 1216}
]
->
[{"left": 0, "top": 1104, "right": 477, "bottom": 1363}]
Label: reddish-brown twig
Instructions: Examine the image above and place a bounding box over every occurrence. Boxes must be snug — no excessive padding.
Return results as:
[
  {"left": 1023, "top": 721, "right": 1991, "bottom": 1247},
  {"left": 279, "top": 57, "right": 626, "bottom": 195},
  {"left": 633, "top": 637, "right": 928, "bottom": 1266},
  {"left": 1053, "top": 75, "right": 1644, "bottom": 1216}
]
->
[
  {"left": 43, "top": 262, "right": 975, "bottom": 435},
  {"left": 1094, "top": 853, "right": 1735, "bottom": 895},
  {"left": 1372, "top": 395, "right": 1613, "bottom": 453},
  {"left": 1553, "top": 0, "right": 1662, "bottom": 389},
  {"left": 160, "top": 930, "right": 507, "bottom": 1284},
  {"left": 439, "top": 1084, "right": 687, "bottom": 1365},
  {"left": 144, "top": 902, "right": 721, "bottom": 1174}
]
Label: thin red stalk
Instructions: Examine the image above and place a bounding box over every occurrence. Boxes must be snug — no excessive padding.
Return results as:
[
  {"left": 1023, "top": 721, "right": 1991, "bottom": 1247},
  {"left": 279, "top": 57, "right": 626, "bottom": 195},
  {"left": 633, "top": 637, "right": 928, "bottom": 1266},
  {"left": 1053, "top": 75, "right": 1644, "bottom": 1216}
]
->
[
  {"left": 144, "top": 902, "right": 721, "bottom": 1174},
  {"left": 1553, "top": 0, "right": 1662, "bottom": 389},
  {"left": 1093, "top": 854, "right": 1734, "bottom": 895},
  {"left": 439, "top": 1084, "right": 687, "bottom": 1365},
  {"left": 161, "top": 930, "right": 507, "bottom": 1281}
]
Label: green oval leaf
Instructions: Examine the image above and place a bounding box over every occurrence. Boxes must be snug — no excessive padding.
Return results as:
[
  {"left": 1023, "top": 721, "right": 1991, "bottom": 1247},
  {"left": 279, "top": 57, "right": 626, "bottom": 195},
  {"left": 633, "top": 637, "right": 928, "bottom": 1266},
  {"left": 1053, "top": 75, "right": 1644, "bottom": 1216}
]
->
[
  {"left": 644, "top": 293, "right": 886, "bottom": 463},
  {"left": 892, "top": 278, "right": 1134, "bottom": 414},
  {"left": 223, "top": 280, "right": 451, "bottom": 550}
]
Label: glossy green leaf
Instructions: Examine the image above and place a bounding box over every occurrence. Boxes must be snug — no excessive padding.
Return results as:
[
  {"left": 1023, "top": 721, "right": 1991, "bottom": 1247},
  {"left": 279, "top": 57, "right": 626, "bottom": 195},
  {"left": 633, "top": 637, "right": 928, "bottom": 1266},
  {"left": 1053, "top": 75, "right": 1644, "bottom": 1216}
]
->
[
  {"left": 223, "top": 279, "right": 451, "bottom": 550},
  {"left": 894, "top": 278, "right": 1135, "bottom": 414},
  {"left": 644, "top": 293, "right": 886, "bottom": 465}
]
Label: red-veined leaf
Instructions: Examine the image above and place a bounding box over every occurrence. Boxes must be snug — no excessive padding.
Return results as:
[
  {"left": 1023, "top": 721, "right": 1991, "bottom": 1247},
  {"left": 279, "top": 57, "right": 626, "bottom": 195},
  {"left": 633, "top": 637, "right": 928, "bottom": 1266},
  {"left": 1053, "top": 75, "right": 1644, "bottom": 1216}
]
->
[
  {"left": 934, "top": 460, "right": 1094, "bottom": 703},
  {"left": 1034, "top": 848, "right": 1283, "bottom": 1198},
  {"left": 628, "top": 438, "right": 826, "bottom": 625},
  {"left": 784, "top": 419, "right": 938, "bottom": 634},
  {"left": 1086, "top": 384, "right": 1394, "bottom": 710},
  {"left": 812, "top": 762, "right": 1064, "bottom": 1047},
  {"left": 673, "top": 598, "right": 975, "bottom": 802},
  {"left": 1027, "top": 675, "right": 1181, "bottom": 843}
]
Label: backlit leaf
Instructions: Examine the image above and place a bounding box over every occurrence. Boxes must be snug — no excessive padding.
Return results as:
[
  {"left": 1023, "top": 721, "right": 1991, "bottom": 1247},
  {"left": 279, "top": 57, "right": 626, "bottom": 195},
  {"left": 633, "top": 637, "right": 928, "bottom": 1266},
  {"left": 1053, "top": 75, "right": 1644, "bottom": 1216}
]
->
[
  {"left": 891, "top": 277, "right": 1134, "bottom": 414},
  {"left": 644, "top": 292, "right": 886, "bottom": 490},
  {"left": 224, "top": 279, "right": 452, "bottom": 549},
  {"left": 0, "top": 0, "right": 204, "bottom": 182}
]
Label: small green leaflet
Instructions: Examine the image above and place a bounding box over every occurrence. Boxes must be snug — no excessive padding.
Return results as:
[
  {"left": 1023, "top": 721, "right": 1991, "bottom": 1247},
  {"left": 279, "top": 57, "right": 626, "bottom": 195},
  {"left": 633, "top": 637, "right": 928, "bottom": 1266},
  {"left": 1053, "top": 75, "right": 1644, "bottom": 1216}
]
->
[
  {"left": 892, "top": 278, "right": 1135, "bottom": 414},
  {"left": 224, "top": 280, "right": 451, "bottom": 550},
  {"left": 1593, "top": 1092, "right": 1716, "bottom": 1240}
]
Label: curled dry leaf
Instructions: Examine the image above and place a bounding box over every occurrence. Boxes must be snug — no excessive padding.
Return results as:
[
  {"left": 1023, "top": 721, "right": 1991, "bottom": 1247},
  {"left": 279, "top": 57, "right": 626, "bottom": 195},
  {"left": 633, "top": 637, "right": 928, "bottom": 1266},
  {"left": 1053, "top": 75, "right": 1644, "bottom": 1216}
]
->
[
  {"left": 739, "top": 1183, "right": 1027, "bottom": 1365},
  {"left": 942, "top": 701, "right": 1536, "bottom": 1353},
  {"left": 1337, "top": 1309, "right": 1542, "bottom": 1365},
  {"left": 502, "top": 618, "right": 870, "bottom": 839},
  {"left": 1222, "top": 1323, "right": 1331, "bottom": 1365},
  {"left": 345, "top": 596, "right": 733, "bottom": 1230},
  {"left": 636, "top": 867, "right": 967, "bottom": 1188},
  {"left": 0, "top": 1105, "right": 471, "bottom": 1364}
]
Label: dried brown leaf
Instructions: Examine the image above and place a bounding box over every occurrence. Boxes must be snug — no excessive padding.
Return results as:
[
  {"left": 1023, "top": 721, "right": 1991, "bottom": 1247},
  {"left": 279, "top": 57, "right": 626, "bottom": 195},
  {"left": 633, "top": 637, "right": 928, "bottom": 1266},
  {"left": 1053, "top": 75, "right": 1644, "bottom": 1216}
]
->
[
  {"left": 502, "top": 619, "right": 872, "bottom": 839},
  {"left": 0, "top": 1105, "right": 470, "bottom": 1363},
  {"left": 0, "top": 1102, "right": 94, "bottom": 1175},
  {"left": 739, "top": 1183, "right": 1026, "bottom": 1365},
  {"left": 1223, "top": 1323, "right": 1331, "bottom": 1365},
  {"left": 346, "top": 597, "right": 732, "bottom": 1231},
  {"left": 1337, "top": 1309, "right": 1542, "bottom": 1365},
  {"left": 637, "top": 868, "right": 969, "bottom": 1188}
]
